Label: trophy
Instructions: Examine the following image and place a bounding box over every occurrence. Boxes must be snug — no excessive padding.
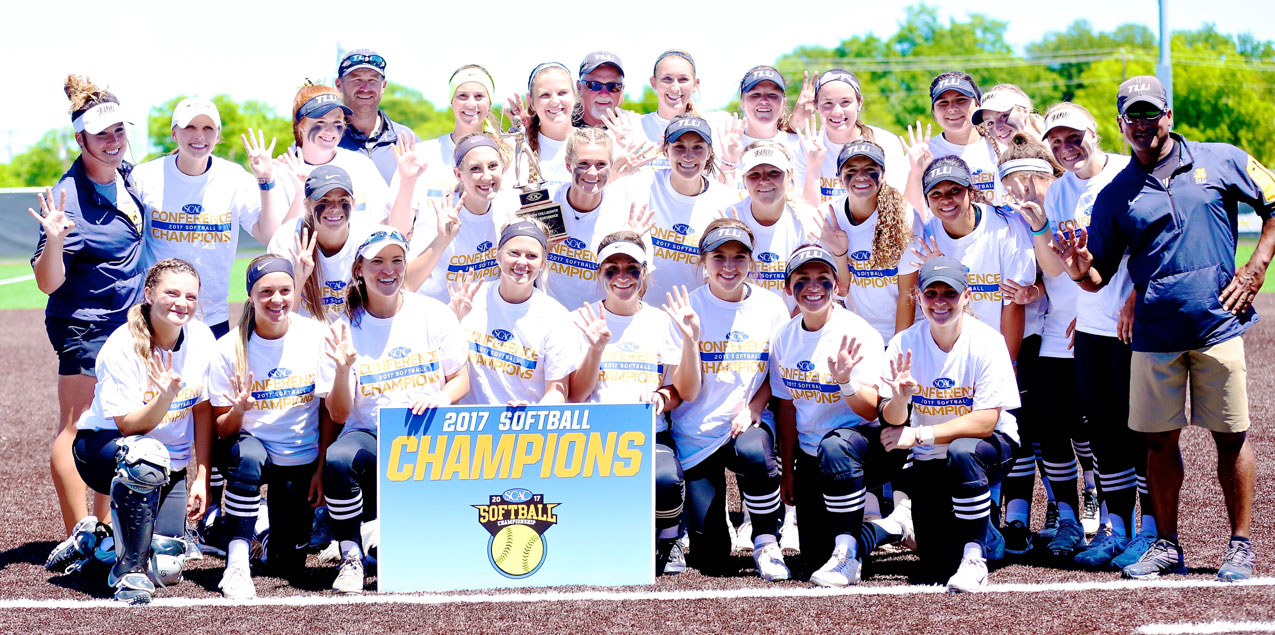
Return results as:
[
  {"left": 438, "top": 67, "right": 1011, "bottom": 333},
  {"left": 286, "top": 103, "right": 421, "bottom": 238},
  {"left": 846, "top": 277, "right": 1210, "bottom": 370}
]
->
[{"left": 503, "top": 121, "right": 567, "bottom": 239}]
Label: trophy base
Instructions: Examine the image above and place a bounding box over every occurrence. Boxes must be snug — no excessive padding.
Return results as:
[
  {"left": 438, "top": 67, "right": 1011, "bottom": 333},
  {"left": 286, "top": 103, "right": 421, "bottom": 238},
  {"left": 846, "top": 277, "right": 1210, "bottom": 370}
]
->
[{"left": 517, "top": 202, "right": 567, "bottom": 240}]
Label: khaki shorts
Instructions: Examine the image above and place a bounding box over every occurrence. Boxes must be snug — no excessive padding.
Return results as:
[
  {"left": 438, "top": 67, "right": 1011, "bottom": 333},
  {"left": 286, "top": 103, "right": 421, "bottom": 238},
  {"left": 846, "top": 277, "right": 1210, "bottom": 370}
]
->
[{"left": 1129, "top": 337, "right": 1250, "bottom": 434}]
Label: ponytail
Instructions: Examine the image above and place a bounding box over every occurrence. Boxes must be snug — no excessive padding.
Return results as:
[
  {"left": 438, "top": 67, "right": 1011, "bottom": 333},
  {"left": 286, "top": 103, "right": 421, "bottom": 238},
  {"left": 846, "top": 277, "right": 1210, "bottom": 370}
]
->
[{"left": 130, "top": 258, "right": 200, "bottom": 362}]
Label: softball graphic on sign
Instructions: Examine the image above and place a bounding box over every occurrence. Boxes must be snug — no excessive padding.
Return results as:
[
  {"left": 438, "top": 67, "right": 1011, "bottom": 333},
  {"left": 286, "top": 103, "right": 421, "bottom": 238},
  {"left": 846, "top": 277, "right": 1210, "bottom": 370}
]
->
[{"left": 474, "top": 489, "right": 560, "bottom": 578}]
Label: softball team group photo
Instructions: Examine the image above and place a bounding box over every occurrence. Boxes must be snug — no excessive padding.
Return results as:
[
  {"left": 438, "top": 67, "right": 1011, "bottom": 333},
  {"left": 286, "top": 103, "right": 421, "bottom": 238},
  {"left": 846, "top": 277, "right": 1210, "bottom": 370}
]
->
[{"left": 26, "top": 45, "right": 1272, "bottom": 605}]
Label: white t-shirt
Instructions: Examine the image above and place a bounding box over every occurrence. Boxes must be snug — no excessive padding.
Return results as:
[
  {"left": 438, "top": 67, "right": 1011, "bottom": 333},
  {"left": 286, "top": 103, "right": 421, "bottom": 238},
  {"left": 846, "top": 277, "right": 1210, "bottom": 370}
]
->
[
  {"left": 886, "top": 318, "right": 1020, "bottom": 461},
  {"left": 929, "top": 134, "right": 1006, "bottom": 206},
  {"left": 728, "top": 198, "right": 812, "bottom": 312},
  {"left": 278, "top": 148, "right": 391, "bottom": 224},
  {"left": 770, "top": 306, "right": 887, "bottom": 456},
  {"left": 921, "top": 205, "right": 1036, "bottom": 333},
  {"left": 640, "top": 112, "right": 674, "bottom": 171},
  {"left": 638, "top": 169, "right": 738, "bottom": 303},
  {"left": 408, "top": 197, "right": 517, "bottom": 304},
  {"left": 208, "top": 314, "right": 336, "bottom": 466},
  {"left": 586, "top": 304, "right": 683, "bottom": 431},
  {"left": 794, "top": 126, "right": 909, "bottom": 205},
  {"left": 669, "top": 284, "right": 789, "bottom": 469},
  {"left": 387, "top": 133, "right": 458, "bottom": 214},
  {"left": 133, "top": 155, "right": 262, "bottom": 325},
  {"left": 267, "top": 219, "right": 378, "bottom": 322},
  {"left": 460, "top": 282, "right": 583, "bottom": 405},
  {"left": 1044, "top": 154, "right": 1135, "bottom": 342},
  {"left": 343, "top": 293, "right": 469, "bottom": 434},
  {"left": 543, "top": 183, "right": 634, "bottom": 309},
  {"left": 76, "top": 321, "right": 217, "bottom": 470},
  {"left": 536, "top": 133, "right": 572, "bottom": 194},
  {"left": 834, "top": 197, "right": 925, "bottom": 341}
]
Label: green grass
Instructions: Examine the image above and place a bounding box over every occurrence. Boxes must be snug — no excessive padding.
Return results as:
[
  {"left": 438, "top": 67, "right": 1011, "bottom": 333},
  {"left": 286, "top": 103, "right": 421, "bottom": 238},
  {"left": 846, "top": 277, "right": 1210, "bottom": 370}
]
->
[{"left": 0, "top": 257, "right": 254, "bottom": 311}]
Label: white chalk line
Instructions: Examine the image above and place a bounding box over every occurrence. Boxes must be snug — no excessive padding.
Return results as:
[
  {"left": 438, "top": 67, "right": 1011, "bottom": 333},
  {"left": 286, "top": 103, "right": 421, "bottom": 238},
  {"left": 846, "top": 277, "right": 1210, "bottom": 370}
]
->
[
  {"left": 1138, "top": 621, "right": 1275, "bottom": 634},
  {"left": 0, "top": 274, "right": 34, "bottom": 286},
  {"left": 1, "top": 576, "right": 1272, "bottom": 610}
]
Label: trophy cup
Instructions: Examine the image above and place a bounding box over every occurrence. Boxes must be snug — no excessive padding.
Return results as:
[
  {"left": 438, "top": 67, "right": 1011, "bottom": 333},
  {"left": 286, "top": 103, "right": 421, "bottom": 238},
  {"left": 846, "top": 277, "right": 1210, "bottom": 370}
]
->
[{"left": 503, "top": 121, "right": 567, "bottom": 239}]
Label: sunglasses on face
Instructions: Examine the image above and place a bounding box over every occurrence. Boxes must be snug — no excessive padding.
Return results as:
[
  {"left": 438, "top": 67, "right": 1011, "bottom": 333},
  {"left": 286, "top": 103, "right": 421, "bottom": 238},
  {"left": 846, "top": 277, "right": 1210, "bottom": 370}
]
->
[
  {"left": 582, "top": 80, "right": 624, "bottom": 94},
  {"left": 1120, "top": 109, "right": 1166, "bottom": 124}
]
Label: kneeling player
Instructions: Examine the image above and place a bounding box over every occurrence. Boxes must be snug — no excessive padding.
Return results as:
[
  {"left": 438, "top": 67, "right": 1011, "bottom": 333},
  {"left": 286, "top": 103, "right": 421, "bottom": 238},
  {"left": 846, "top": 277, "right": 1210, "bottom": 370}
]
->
[{"left": 880, "top": 257, "right": 1021, "bottom": 592}]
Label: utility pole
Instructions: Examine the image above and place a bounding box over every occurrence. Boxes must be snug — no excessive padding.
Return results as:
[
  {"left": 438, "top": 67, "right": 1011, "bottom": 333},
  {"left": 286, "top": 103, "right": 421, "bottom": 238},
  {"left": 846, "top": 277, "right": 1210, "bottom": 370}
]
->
[{"left": 1157, "top": 0, "right": 1174, "bottom": 110}]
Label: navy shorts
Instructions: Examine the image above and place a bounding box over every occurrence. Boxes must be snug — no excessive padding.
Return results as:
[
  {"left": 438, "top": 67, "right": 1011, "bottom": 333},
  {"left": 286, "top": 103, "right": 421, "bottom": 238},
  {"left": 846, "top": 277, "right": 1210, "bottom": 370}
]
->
[{"left": 45, "top": 318, "right": 118, "bottom": 377}]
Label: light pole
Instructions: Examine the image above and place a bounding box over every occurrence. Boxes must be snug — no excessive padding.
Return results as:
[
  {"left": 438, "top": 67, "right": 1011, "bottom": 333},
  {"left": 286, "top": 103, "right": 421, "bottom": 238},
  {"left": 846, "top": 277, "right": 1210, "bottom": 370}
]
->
[{"left": 1157, "top": 0, "right": 1174, "bottom": 110}]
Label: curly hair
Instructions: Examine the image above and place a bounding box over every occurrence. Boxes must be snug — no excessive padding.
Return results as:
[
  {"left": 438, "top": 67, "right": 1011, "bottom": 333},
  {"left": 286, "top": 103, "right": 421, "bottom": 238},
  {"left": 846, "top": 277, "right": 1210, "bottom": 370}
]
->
[{"left": 64, "top": 74, "right": 118, "bottom": 116}]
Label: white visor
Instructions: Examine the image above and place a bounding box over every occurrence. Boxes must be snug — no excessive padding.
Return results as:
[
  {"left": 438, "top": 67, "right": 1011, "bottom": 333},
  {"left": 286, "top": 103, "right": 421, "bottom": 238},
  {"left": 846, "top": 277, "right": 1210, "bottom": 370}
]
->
[
  {"left": 1042, "top": 108, "right": 1097, "bottom": 139},
  {"left": 72, "top": 102, "right": 128, "bottom": 135},
  {"left": 739, "top": 146, "right": 791, "bottom": 175},
  {"left": 597, "top": 241, "right": 648, "bottom": 267},
  {"left": 171, "top": 97, "right": 222, "bottom": 130}
]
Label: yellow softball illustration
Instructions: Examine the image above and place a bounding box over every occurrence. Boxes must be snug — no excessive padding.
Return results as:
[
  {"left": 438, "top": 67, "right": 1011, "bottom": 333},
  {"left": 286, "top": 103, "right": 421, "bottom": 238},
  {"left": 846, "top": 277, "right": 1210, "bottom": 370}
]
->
[{"left": 490, "top": 524, "right": 545, "bottom": 577}]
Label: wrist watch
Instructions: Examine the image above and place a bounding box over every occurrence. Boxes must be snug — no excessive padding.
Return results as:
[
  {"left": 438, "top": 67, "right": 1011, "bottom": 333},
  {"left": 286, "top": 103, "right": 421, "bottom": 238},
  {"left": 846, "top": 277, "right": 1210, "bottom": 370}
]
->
[{"left": 916, "top": 426, "right": 936, "bottom": 447}]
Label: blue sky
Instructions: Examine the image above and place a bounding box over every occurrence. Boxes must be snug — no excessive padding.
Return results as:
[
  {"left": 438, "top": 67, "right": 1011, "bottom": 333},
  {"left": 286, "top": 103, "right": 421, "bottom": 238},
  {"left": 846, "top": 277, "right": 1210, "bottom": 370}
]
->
[{"left": 2, "top": 0, "right": 1272, "bottom": 161}]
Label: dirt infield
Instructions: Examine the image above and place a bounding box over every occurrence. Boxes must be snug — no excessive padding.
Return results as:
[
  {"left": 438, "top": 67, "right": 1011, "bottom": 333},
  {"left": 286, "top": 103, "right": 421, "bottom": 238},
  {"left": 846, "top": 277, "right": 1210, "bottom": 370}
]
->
[{"left": 1, "top": 302, "right": 1272, "bottom": 634}]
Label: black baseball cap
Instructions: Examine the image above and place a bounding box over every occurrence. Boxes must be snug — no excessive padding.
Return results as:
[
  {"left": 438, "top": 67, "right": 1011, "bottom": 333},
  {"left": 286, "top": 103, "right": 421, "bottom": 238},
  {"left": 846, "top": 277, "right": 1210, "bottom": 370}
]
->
[
  {"left": 922, "top": 159, "right": 973, "bottom": 195},
  {"left": 699, "top": 225, "right": 753, "bottom": 254},
  {"left": 930, "top": 74, "right": 979, "bottom": 103},
  {"left": 305, "top": 165, "right": 354, "bottom": 200},
  {"left": 1117, "top": 75, "right": 1168, "bottom": 115},
  {"left": 740, "top": 67, "right": 786, "bottom": 93},
  {"left": 918, "top": 256, "right": 969, "bottom": 293}
]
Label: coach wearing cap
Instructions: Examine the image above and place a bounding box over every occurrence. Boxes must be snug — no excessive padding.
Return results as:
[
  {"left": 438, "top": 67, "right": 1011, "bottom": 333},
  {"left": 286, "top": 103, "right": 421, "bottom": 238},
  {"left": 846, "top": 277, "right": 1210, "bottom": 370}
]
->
[
  {"left": 336, "top": 49, "right": 419, "bottom": 184},
  {"left": 576, "top": 51, "right": 625, "bottom": 127},
  {"left": 1059, "top": 75, "right": 1275, "bottom": 582}
]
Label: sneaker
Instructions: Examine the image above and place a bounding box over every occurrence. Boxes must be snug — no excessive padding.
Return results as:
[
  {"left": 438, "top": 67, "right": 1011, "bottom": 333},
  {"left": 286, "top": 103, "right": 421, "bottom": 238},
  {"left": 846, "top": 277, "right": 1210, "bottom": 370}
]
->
[
  {"left": 1081, "top": 489, "right": 1100, "bottom": 535},
  {"left": 310, "top": 507, "right": 334, "bottom": 552},
  {"left": 45, "top": 517, "right": 99, "bottom": 573},
  {"left": 779, "top": 506, "right": 800, "bottom": 553},
  {"left": 1039, "top": 502, "right": 1060, "bottom": 541},
  {"left": 1112, "top": 533, "right": 1157, "bottom": 570},
  {"left": 733, "top": 520, "right": 754, "bottom": 552},
  {"left": 1002, "top": 520, "right": 1033, "bottom": 555},
  {"left": 889, "top": 498, "right": 917, "bottom": 552},
  {"left": 656, "top": 538, "right": 686, "bottom": 576},
  {"left": 110, "top": 571, "right": 155, "bottom": 605},
  {"left": 946, "top": 555, "right": 988, "bottom": 593},
  {"left": 753, "top": 542, "right": 790, "bottom": 582},
  {"left": 182, "top": 528, "right": 203, "bottom": 561},
  {"left": 1073, "top": 528, "right": 1129, "bottom": 568},
  {"left": 316, "top": 540, "right": 341, "bottom": 564},
  {"left": 809, "top": 545, "right": 861, "bottom": 587},
  {"left": 1121, "top": 538, "right": 1187, "bottom": 579},
  {"left": 1217, "top": 539, "right": 1256, "bottom": 582},
  {"left": 1047, "top": 520, "right": 1087, "bottom": 557},
  {"left": 219, "top": 562, "right": 257, "bottom": 600},
  {"left": 332, "top": 551, "right": 366, "bottom": 595},
  {"left": 195, "top": 503, "right": 228, "bottom": 557},
  {"left": 983, "top": 522, "right": 1006, "bottom": 562}
]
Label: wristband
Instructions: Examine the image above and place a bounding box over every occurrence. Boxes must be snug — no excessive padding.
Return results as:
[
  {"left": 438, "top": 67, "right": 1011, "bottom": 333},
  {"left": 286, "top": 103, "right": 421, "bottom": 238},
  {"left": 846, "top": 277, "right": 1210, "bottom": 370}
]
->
[
  {"left": 1031, "top": 222, "right": 1050, "bottom": 236},
  {"left": 916, "top": 426, "right": 936, "bottom": 447},
  {"left": 831, "top": 247, "right": 849, "bottom": 258},
  {"left": 258, "top": 179, "right": 276, "bottom": 191},
  {"left": 839, "top": 380, "right": 859, "bottom": 397},
  {"left": 1071, "top": 272, "right": 1088, "bottom": 283},
  {"left": 718, "top": 160, "right": 737, "bottom": 169}
]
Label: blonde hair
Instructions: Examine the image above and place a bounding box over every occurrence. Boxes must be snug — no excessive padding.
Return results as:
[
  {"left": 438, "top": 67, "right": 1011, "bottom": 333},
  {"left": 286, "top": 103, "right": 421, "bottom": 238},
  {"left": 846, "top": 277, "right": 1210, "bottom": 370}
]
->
[
  {"left": 528, "top": 65, "right": 577, "bottom": 155},
  {"left": 127, "top": 259, "right": 200, "bottom": 362},
  {"left": 998, "top": 132, "right": 1064, "bottom": 179},
  {"left": 740, "top": 65, "right": 795, "bottom": 134},
  {"left": 291, "top": 84, "right": 344, "bottom": 147},
  {"left": 661, "top": 114, "right": 719, "bottom": 179},
  {"left": 979, "top": 84, "right": 1046, "bottom": 156},
  {"left": 652, "top": 51, "right": 703, "bottom": 118},
  {"left": 64, "top": 74, "right": 117, "bottom": 117},
  {"left": 697, "top": 218, "right": 758, "bottom": 279},
  {"left": 450, "top": 64, "right": 502, "bottom": 134},
  {"left": 565, "top": 126, "right": 614, "bottom": 163},
  {"left": 453, "top": 131, "right": 513, "bottom": 194}
]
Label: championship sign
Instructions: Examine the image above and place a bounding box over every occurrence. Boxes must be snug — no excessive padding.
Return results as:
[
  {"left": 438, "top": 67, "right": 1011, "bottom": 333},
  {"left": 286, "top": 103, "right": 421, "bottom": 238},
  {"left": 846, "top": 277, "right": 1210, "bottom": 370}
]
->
[{"left": 376, "top": 403, "right": 655, "bottom": 592}]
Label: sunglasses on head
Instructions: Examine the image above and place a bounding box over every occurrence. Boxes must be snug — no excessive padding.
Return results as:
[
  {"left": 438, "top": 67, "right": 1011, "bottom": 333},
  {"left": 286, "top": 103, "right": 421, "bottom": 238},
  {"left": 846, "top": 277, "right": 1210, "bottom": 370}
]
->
[
  {"left": 341, "top": 54, "right": 386, "bottom": 71},
  {"left": 1120, "top": 109, "right": 1166, "bottom": 124},
  {"left": 582, "top": 80, "right": 624, "bottom": 93}
]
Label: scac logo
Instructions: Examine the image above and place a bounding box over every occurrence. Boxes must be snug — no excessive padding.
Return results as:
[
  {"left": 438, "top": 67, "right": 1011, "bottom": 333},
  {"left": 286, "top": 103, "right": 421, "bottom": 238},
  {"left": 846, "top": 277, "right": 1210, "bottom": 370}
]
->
[
  {"left": 726, "top": 331, "right": 749, "bottom": 342},
  {"left": 324, "top": 280, "right": 346, "bottom": 291},
  {"left": 797, "top": 360, "right": 816, "bottom": 372},
  {"left": 268, "top": 368, "right": 292, "bottom": 379},
  {"left": 181, "top": 203, "right": 204, "bottom": 214},
  {"left": 474, "top": 491, "right": 560, "bottom": 579},
  {"left": 757, "top": 252, "right": 778, "bottom": 263},
  {"left": 388, "top": 346, "right": 411, "bottom": 359},
  {"left": 617, "top": 342, "right": 638, "bottom": 352},
  {"left": 851, "top": 250, "right": 872, "bottom": 262},
  {"left": 933, "top": 377, "right": 956, "bottom": 389},
  {"left": 672, "top": 223, "right": 692, "bottom": 236},
  {"left": 477, "top": 241, "right": 493, "bottom": 253},
  {"left": 491, "top": 329, "right": 514, "bottom": 342},
  {"left": 564, "top": 237, "right": 587, "bottom": 250}
]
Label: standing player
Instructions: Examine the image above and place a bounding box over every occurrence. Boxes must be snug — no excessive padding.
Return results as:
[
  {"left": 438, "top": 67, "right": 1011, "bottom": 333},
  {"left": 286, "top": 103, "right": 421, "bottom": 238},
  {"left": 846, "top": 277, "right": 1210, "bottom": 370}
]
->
[
  {"left": 403, "top": 64, "right": 500, "bottom": 205},
  {"left": 903, "top": 72, "right": 1005, "bottom": 214},
  {"left": 576, "top": 52, "right": 626, "bottom": 128},
  {"left": 670, "top": 219, "right": 791, "bottom": 580},
  {"left": 335, "top": 49, "right": 419, "bottom": 184},
  {"left": 567, "top": 231, "right": 702, "bottom": 574},
  {"left": 881, "top": 256, "right": 1021, "bottom": 592},
  {"left": 640, "top": 50, "right": 707, "bottom": 160},
  {"left": 324, "top": 228, "right": 470, "bottom": 593},
  {"left": 32, "top": 74, "right": 146, "bottom": 538},
  {"left": 507, "top": 62, "right": 577, "bottom": 193},
  {"left": 208, "top": 255, "right": 352, "bottom": 599}
]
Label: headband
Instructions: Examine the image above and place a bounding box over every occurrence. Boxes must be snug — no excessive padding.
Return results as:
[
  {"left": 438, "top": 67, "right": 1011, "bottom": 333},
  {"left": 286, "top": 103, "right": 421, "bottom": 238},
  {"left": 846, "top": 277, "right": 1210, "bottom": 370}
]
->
[
  {"left": 453, "top": 135, "right": 501, "bottom": 165},
  {"left": 816, "top": 69, "right": 861, "bottom": 99},
  {"left": 653, "top": 50, "right": 696, "bottom": 76},
  {"left": 597, "top": 240, "right": 648, "bottom": 266},
  {"left": 527, "top": 62, "right": 571, "bottom": 93},
  {"left": 998, "top": 158, "right": 1054, "bottom": 180},
  {"left": 246, "top": 256, "right": 294, "bottom": 293},
  {"left": 499, "top": 220, "right": 548, "bottom": 252},
  {"left": 449, "top": 67, "right": 495, "bottom": 101}
]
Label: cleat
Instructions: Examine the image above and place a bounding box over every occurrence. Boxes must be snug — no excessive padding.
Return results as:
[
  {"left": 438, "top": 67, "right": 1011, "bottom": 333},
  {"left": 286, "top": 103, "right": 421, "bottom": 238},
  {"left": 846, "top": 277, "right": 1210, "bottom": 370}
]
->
[
  {"left": 317, "top": 540, "right": 341, "bottom": 564},
  {"left": 779, "top": 506, "right": 800, "bottom": 553},
  {"left": 1002, "top": 520, "right": 1033, "bottom": 555},
  {"left": 1217, "top": 539, "right": 1255, "bottom": 582},
  {"left": 45, "top": 517, "right": 99, "bottom": 573},
  {"left": 310, "top": 507, "right": 334, "bottom": 552},
  {"left": 110, "top": 572, "right": 154, "bottom": 605},
  {"left": 1121, "top": 539, "right": 1186, "bottom": 579},
  {"left": 809, "top": 545, "right": 861, "bottom": 587},
  {"left": 946, "top": 555, "right": 988, "bottom": 593},
  {"left": 733, "top": 520, "right": 754, "bottom": 552},
  {"left": 219, "top": 562, "right": 257, "bottom": 600},
  {"left": 1081, "top": 489, "right": 1100, "bottom": 535},
  {"left": 1047, "top": 520, "right": 1087, "bottom": 557},
  {"left": 1039, "top": 502, "right": 1060, "bottom": 541},
  {"left": 332, "top": 551, "right": 366, "bottom": 595},
  {"left": 1112, "top": 533, "right": 1156, "bottom": 570},
  {"left": 657, "top": 538, "right": 686, "bottom": 576},
  {"left": 753, "top": 542, "right": 790, "bottom": 582},
  {"left": 1074, "top": 527, "right": 1129, "bottom": 568},
  {"left": 983, "top": 522, "right": 1005, "bottom": 562}
]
